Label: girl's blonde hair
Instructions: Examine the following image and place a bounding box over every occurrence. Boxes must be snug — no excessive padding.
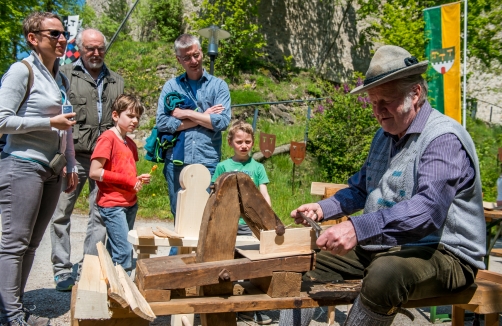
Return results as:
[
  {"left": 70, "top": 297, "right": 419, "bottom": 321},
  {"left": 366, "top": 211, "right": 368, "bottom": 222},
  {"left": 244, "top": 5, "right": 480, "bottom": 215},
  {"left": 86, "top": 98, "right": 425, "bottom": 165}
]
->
[
  {"left": 227, "top": 120, "right": 254, "bottom": 142},
  {"left": 111, "top": 94, "right": 145, "bottom": 117}
]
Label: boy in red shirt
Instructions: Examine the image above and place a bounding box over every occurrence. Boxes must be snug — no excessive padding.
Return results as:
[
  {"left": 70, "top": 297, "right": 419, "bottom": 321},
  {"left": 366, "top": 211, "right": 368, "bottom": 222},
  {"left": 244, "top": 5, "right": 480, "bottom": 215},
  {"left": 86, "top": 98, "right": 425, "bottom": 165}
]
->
[{"left": 90, "top": 95, "right": 150, "bottom": 274}]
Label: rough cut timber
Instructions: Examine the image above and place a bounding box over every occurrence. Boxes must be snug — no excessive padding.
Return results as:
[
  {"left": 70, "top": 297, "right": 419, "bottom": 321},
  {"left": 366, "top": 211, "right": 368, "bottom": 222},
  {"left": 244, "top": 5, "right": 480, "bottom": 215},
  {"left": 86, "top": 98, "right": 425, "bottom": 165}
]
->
[
  {"left": 115, "top": 264, "right": 156, "bottom": 321},
  {"left": 96, "top": 241, "right": 128, "bottom": 308},
  {"left": 135, "top": 253, "right": 314, "bottom": 291},
  {"left": 73, "top": 255, "right": 110, "bottom": 320},
  {"left": 259, "top": 227, "right": 319, "bottom": 254}
]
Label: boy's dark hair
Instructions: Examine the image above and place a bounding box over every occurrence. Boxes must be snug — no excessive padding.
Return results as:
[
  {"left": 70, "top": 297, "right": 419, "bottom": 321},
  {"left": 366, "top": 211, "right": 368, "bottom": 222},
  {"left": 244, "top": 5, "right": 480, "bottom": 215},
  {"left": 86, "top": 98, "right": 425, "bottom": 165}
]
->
[
  {"left": 227, "top": 120, "right": 254, "bottom": 142},
  {"left": 23, "top": 12, "right": 62, "bottom": 50},
  {"left": 112, "top": 94, "right": 145, "bottom": 117}
]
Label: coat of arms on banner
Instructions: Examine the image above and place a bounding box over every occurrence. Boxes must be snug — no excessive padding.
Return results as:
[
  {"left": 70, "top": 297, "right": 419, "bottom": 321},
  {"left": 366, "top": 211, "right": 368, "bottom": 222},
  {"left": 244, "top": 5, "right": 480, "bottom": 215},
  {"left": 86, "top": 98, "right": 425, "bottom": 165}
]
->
[
  {"left": 430, "top": 46, "right": 455, "bottom": 74},
  {"left": 290, "top": 141, "right": 306, "bottom": 165},
  {"left": 259, "top": 133, "right": 276, "bottom": 159}
]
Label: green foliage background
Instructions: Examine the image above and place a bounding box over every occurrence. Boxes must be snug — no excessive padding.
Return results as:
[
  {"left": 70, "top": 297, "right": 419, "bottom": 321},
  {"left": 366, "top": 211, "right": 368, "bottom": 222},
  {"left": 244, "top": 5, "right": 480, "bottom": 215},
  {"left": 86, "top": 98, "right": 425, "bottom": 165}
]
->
[{"left": 189, "top": 0, "right": 266, "bottom": 77}]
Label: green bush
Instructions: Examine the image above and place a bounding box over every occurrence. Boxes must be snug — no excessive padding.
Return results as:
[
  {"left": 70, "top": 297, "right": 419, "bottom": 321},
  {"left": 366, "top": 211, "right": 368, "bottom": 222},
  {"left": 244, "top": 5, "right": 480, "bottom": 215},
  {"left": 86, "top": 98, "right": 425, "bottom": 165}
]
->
[
  {"left": 190, "top": 0, "right": 266, "bottom": 77},
  {"left": 467, "top": 117, "right": 502, "bottom": 201},
  {"left": 308, "top": 82, "right": 380, "bottom": 183}
]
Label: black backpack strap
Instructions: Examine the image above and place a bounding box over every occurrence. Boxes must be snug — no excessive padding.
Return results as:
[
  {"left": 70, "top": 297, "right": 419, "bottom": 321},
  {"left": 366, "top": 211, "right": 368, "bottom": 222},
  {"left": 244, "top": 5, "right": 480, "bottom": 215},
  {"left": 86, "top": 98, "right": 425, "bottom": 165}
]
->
[{"left": 19, "top": 60, "right": 34, "bottom": 110}]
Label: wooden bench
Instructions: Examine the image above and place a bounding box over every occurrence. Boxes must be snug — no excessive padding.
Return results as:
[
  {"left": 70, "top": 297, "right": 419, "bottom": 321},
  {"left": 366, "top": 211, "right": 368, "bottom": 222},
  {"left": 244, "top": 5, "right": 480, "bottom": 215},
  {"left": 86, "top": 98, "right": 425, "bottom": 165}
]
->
[{"left": 146, "top": 270, "right": 502, "bottom": 326}]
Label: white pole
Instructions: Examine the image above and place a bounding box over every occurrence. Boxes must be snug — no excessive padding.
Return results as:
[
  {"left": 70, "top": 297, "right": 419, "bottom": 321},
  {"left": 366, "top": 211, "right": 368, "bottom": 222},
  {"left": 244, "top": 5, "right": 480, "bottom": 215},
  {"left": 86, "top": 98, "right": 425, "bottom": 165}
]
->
[{"left": 462, "top": 0, "right": 468, "bottom": 128}]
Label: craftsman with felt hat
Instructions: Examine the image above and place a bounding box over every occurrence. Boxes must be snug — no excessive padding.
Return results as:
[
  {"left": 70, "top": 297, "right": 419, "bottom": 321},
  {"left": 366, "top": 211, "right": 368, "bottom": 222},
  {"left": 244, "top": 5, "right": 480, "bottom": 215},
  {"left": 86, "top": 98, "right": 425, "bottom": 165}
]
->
[{"left": 281, "top": 45, "right": 485, "bottom": 326}]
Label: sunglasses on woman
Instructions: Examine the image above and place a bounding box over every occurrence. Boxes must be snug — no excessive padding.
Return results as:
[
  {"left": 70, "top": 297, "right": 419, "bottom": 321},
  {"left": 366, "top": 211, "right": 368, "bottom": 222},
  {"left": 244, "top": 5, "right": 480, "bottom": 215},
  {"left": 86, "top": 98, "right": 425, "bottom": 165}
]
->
[{"left": 33, "top": 29, "right": 70, "bottom": 40}]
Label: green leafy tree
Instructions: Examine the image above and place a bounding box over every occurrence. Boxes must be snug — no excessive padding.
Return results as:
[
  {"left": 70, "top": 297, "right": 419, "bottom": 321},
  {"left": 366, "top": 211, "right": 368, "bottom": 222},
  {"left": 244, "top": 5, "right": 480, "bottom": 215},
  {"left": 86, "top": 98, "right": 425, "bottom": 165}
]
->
[
  {"left": 357, "top": 0, "right": 502, "bottom": 68},
  {"left": 96, "top": 0, "right": 131, "bottom": 41},
  {"left": 0, "top": 0, "right": 82, "bottom": 76},
  {"left": 308, "top": 80, "right": 380, "bottom": 183},
  {"left": 134, "top": 0, "right": 182, "bottom": 42},
  {"left": 190, "top": 0, "right": 266, "bottom": 77}
]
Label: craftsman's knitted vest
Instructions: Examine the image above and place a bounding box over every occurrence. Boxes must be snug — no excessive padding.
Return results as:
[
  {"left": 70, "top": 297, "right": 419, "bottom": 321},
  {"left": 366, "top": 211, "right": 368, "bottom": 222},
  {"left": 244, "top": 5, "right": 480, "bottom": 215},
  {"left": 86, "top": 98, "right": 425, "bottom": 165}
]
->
[{"left": 363, "top": 109, "right": 485, "bottom": 269}]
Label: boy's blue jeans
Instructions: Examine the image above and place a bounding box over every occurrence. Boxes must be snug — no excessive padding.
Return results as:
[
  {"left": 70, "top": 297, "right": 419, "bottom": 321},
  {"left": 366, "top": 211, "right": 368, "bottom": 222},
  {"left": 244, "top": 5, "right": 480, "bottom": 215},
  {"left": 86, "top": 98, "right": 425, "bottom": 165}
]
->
[{"left": 98, "top": 203, "right": 138, "bottom": 273}]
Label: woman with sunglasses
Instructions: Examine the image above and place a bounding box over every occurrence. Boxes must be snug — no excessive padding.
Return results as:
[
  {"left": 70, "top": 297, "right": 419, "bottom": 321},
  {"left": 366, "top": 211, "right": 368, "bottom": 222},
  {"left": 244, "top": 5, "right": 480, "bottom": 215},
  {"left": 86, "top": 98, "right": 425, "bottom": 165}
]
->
[{"left": 0, "top": 12, "right": 78, "bottom": 326}]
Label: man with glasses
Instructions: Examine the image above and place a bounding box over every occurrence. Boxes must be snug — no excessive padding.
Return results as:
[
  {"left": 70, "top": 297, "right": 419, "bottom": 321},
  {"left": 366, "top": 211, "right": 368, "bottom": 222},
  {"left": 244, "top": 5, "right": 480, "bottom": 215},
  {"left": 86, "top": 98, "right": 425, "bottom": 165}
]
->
[
  {"left": 156, "top": 33, "right": 231, "bottom": 237},
  {"left": 50, "top": 27, "right": 124, "bottom": 291}
]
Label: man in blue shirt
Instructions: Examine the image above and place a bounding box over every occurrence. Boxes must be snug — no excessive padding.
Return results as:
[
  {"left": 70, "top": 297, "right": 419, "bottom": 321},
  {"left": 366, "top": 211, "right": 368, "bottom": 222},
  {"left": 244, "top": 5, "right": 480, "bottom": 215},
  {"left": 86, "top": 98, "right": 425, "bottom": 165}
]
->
[{"left": 156, "top": 33, "right": 231, "bottom": 220}]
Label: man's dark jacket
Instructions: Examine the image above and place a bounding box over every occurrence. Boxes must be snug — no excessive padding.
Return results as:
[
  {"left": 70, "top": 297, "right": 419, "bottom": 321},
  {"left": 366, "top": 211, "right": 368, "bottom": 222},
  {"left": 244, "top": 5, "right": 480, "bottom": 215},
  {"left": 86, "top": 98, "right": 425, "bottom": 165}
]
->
[{"left": 60, "top": 61, "right": 124, "bottom": 153}]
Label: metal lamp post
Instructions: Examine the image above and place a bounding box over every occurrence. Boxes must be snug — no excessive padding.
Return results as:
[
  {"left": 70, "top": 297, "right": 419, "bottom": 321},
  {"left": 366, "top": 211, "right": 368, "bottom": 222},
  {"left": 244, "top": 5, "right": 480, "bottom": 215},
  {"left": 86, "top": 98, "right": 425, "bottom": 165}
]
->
[{"left": 197, "top": 25, "right": 231, "bottom": 75}]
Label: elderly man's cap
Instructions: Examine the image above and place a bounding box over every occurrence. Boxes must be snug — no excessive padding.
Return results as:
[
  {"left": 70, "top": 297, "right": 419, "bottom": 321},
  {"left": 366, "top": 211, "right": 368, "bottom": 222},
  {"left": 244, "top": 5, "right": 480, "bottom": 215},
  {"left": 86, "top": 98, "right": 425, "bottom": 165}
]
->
[{"left": 351, "top": 45, "right": 428, "bottom": 94}]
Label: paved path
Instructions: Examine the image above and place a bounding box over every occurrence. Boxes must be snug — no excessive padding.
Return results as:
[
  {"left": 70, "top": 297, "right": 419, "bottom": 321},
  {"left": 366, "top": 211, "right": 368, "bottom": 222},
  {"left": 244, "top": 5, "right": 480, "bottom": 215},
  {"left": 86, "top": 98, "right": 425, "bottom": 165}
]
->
[{"left": 3, "top": 214, "right": 501, "bottom": 325}]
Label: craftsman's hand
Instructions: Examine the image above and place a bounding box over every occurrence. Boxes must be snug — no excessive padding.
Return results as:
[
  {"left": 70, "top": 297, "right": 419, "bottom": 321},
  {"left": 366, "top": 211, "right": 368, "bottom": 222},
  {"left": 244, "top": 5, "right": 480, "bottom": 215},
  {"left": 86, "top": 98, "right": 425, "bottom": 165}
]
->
[
  {"left": 317, "top": 221, "right": 358, "bottom": 256},
  {"left": 138, "top": 173, "right": 151, "bottom": 184},
  {"left": 64, "top": 172, "right": 78, "bottom": 193},
  {"left": 291, "top": 203, "right": 323, "bottom": 226},
  {"left": 50, "top": 113, "right": 76, "bottom": 130},
  {"left": 204, "top": 104, "right": 224, "bottom": 115}
]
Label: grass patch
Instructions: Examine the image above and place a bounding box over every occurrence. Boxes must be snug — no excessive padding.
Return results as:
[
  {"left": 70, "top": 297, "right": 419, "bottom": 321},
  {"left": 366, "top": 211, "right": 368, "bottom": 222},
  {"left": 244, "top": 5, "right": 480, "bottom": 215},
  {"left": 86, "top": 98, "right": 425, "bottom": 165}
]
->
[{"left": 230, "top": 90, "right": 265, "bottom": 105}]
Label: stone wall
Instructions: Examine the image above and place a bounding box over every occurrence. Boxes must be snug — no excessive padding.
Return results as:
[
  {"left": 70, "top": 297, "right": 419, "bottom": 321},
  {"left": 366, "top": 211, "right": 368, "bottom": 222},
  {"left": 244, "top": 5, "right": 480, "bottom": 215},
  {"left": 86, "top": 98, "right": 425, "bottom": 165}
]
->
[
  {"left": 257, "top": 0, "right": 371, "bottom": 83},
  {"left": 87, "top": 0, "right": 502, "bottom": 123}
]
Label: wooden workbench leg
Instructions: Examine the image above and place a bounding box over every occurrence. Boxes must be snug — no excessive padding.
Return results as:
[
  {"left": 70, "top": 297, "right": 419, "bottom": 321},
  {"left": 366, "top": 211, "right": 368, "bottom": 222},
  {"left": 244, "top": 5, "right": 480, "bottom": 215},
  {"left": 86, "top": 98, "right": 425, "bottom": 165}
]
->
[
  {"left": 327, "top": 306, "right": 335, "bottom": 325},
  {"left": 450, "top": 305, "right": 465, "bottom": 326},
  {"left": 201, "top": 312, "right": 236, "bottom": 326},
  {"left": 485, "top": 313, "right": 500, "bottom": 326}
]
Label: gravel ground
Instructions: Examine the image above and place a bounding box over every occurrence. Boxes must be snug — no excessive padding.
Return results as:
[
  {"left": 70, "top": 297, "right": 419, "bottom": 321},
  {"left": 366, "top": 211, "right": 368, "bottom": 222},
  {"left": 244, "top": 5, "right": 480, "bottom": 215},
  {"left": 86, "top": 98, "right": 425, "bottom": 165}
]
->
[{"left": 3, "top": 213, "right": 501, "bottom": 326}]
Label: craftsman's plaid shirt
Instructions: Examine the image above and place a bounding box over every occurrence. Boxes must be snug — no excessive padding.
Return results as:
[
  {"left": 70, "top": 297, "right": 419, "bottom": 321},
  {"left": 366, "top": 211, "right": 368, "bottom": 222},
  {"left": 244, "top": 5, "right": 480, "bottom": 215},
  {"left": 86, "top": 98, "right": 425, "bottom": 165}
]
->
[{"left": 319, "top": 102, "right": 475, "bottom": 245}]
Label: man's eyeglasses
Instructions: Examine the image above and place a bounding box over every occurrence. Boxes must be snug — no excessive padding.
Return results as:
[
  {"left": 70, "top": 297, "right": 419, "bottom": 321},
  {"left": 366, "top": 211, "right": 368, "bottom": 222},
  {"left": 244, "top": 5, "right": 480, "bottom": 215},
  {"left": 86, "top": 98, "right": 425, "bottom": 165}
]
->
[
  {"left": 84, "top": 46, "right": 106, "bottom": 54},
  {"left": 178, "top": 52, "right": 201, "bottom": 62},
  {"left": 33, "top": 29, "right": 70, "bottom": 40}
]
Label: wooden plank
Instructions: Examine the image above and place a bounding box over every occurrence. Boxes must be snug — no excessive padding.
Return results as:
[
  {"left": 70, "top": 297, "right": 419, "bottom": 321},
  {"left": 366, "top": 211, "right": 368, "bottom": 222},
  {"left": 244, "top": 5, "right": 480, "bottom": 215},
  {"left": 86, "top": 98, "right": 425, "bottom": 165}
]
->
[
  {"left": 127, "top": 230, "right": 259, "bottom": 247},
  {"left": 96, "top": 241, "right": 129, "bottom": 308},
  {"left": 76, "top": 318, "right": 149, "bottom": 326},
  {"left": 310, "top": 182, "right": 348, "bottom": 196},
  {"left": 238, "top": 245, "right": 314, "bottom": 260},
  {"left": 483, "top": 201, "right": 497, "bottom": 210},
  {"left": 136, "top": 226, "right": 154, "bottom": 239},
  {"left": 259, "top": 227, "right": 320, "bottom": 254},
  {"left": 70, "top": 285, "right": 78, "bottom": 326},
  {"left": 476, "top": 270, "right": 502, "bottom": 284},
  {"left": 152, "top": 229, "right": 168, "bottom": 238},
  {"left": 138, "top": 288, "right": 171, "bottom": 302},
  {"left": 146, "top": 278, "right": 502, "bottom": 316},
  {"left": 490, "top": 248, "right": 502, "bottom": 257},
  {"left": 115, "top": 264, "right": 156, "bottom": 321},
  {"left": 73, "top": 255, "right": 110, "bottom": 319},
  {"left": 157, "top": 226, "right": 183, "bottom": 239},
  {"left": 175, "top": 164, "right": 211, "bottom": 238},
  {"left": 149, "top": 281, "right": 358, "bottom": 315},
  {"left": 250, "top": 272, "right": 302, "bottom": 298},
  {"left": 136, "top": 253, "right": 314, "bottom": 290}
]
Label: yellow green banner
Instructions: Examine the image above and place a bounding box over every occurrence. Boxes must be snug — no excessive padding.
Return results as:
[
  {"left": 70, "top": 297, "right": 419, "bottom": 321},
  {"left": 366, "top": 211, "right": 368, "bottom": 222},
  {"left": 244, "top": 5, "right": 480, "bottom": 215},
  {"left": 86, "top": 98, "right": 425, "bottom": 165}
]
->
[{"left": 424, "top": 2, "right": 461, "bottom": 122}]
